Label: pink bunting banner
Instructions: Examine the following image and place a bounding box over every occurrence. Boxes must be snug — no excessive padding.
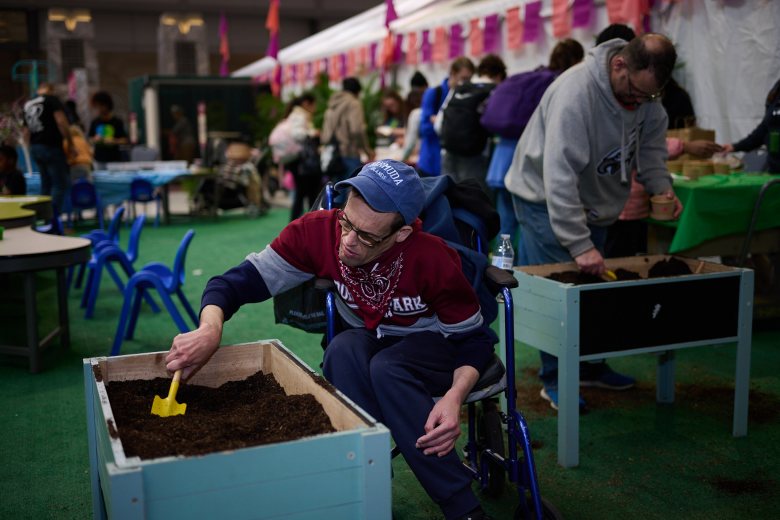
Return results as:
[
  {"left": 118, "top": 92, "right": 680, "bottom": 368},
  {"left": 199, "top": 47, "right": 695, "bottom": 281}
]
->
[
  {"left": 329, "top": 55, "right": 339, "bottom": 81},
  {"left": 385, "top": 0, "right": 398, "bottom": 27},
  {"left": 483, "top": 14, "right": 500, "bottom": 54},
  {"left": 406, "top": 31, "right": 419, "bottom": 65},
  {"left": 339, "top": 53, "right": 347, "bottom": 78},
  {"left": 449, "top": 23, "right": 464, "bottom": 59},
  {"left": 506, "top": 7, "right": 523, "bottom": 50},
  {"left": 347, "top": 49, "right": 357, "bottom": 76},
  {"left": 469, "top": 19, "right": 483, "bottom": 57},
  {"left": 523, "top": 1, "right": 543, "bottom": 43},
  {"left": 421, "top": 30, "right": 432, "bottom": 63},
  {"left": 369, "top": 42, "right": 378, "bottom": 70},
  {"left": 572, "top": 0, "right": 594, "bottom": 28},
  {"left": 394, "top": 34, "right": 404, "bottom": 64}
]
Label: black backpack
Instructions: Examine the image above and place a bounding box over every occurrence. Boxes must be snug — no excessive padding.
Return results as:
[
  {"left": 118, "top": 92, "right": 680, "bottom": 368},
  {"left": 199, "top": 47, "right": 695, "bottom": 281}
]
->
[{"left": 440, "top": 82, "right": 496, "bottom": 156}]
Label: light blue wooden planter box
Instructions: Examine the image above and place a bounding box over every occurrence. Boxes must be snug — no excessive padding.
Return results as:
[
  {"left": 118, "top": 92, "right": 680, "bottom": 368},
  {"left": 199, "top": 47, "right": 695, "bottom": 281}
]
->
[
  {"left": 84, "top": 340, "right": 391, "bottom": 519},
  {"left": 505, "top": 255, "right": 753, "bottom": 467}
]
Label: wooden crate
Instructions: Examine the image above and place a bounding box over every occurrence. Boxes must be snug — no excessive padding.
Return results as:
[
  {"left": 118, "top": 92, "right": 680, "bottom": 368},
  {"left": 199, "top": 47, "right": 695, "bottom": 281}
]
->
[
  {"left": 84, "top": 340, "right": 391, "bottom": 520},
  {"left": 507, "top": 255, "right": 754, "bottom": 467}
]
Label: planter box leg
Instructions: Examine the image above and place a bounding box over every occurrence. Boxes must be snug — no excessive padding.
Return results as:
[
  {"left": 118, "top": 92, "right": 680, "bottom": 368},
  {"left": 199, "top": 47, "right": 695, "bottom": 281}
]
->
[{"left": 656, "top": 351, "right": 675, "bottom": 403}]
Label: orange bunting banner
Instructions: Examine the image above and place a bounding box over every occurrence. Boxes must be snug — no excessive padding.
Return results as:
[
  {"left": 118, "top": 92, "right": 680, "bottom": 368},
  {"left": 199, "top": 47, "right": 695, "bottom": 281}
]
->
[
  {"left": 433, "top": 26, "right": 448, "bottom": 63},
  {"left": 406, "top": 32, "right": 418, "bottom": 65},
  {"left": 606, "top": 0, "right": 649, "bottom": 34},
  {"left": 552, "top": 0, "right": 571, "bottom": 38},
  {"left": 506, "top": 7, "right": 524, "bottom": 51},
  {"left": 469, "top": 19, "right": 483, "bottom": 57}
]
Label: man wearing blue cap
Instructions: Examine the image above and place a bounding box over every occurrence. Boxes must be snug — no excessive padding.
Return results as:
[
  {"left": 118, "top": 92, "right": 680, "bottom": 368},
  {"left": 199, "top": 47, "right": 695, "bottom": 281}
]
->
[{"left": 167, "top": 160, "right": 496, "bottom": 520}]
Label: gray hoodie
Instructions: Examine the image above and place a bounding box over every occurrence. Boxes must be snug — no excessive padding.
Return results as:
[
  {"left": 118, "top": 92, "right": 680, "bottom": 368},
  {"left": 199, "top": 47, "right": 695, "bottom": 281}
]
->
[{"left": 504, "top": 39, "right": 672, "bottom": 258}]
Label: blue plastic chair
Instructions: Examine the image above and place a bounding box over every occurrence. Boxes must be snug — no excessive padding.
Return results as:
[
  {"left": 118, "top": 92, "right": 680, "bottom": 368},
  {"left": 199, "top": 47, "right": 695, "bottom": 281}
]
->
[
  {"left": 71, "top": 206, "right": 126, "bottom": 290},
  {"left": 81, "top": 215, "right": 161, "bottom": 319},
  {"left": 111, "top": 230, "right": 198, "bottom": 356},
  {"left": 128, "top": 178, "right": 161, "bottom": 227},
  {"left": 69, "top": 179, "right": 104, "bottom": 229}
]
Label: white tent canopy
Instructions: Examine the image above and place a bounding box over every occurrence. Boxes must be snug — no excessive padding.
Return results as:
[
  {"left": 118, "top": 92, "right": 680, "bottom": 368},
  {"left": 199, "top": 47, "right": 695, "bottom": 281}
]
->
[{"left": 233, "top": 0, "right": 780, "bottom": 143}]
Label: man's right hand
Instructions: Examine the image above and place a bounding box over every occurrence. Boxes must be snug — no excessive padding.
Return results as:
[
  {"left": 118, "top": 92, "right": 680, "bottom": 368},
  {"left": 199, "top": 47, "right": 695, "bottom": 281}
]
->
[
  {"left": 575, "top": 247, "right": 605, "bottom": 276},
  {"left": 165, "top": 305, "right": 224, "bottom": 379}
]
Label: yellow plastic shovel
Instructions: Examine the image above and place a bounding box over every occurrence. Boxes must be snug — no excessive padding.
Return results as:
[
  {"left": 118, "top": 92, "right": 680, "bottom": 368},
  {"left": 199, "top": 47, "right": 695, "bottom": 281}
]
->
[{"left": 151, "top": 369, "right": 187, "bottom": 417}]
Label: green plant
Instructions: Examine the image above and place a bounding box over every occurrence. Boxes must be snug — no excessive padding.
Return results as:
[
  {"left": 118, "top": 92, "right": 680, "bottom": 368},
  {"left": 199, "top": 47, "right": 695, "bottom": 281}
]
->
[
  {"left": 360, "top": 73, "right": 383, "bottom": 150},
  {"left": 310, "top": 73, "right": 334, "bottom": 130},
  {"left": 243, "top": 91, "right": 285, "bottom": 146}
]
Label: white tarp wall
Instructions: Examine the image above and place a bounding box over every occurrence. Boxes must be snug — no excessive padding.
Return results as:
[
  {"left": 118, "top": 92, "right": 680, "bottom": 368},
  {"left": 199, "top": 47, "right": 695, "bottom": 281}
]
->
[{"left": 652, "top": 0, "right": 780, "bottom": 144}]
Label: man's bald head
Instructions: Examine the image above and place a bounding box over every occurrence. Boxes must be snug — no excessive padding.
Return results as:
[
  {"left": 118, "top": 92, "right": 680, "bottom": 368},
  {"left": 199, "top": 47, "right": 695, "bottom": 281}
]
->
[{"left": 618, "top": 33, "right": 677, "bottom": 89}]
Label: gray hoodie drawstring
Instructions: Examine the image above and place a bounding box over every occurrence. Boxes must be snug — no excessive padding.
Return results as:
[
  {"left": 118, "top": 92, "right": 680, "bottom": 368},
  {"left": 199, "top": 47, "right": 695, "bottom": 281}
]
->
[{"left": 620, "top": 116, "right": 628, "bottom": 185}]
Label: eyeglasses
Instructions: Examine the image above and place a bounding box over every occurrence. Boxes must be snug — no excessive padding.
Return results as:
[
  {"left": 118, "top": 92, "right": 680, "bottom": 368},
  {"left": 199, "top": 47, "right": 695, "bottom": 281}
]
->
[
  {"left": 337, "top": 209, "right": 397, "bottom": 248},
  {"left": 627, "top": 73, "right": 663, "bottom": 103}
]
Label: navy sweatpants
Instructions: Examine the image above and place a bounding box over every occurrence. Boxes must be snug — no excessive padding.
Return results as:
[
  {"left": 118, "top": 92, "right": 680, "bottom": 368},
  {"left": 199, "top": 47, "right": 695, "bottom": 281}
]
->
[{"left": 322, "top": 329, "right": 478, "bottom": 520}]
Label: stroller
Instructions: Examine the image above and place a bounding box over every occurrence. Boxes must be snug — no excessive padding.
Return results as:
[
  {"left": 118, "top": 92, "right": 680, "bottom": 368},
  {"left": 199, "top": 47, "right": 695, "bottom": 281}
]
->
[{"left": 275, "top": 176, "right": 562, "bottom": 519}]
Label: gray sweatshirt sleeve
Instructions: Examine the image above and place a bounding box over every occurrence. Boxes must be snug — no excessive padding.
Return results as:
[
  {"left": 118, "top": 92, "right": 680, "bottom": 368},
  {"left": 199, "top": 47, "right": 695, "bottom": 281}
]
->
[{"left": 541, "top": 99, "right": 596, "bottom": 258}]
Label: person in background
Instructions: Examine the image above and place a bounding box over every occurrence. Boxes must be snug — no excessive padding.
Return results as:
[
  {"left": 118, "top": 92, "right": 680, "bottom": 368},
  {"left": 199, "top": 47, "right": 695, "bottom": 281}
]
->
[
  {"left": 284, "top": 94, "right": 320, "bottom": 221},
  {"left": 64, "top": 125, "right": 93, "bottom": 182},
  {"left": 401, "top": 71, "right": 429, "bottom": 164},
  {"left": 482, "top": 39, "right": 584, "bottom": 248},
  {"left": 601, "top": 24, "right": 722, "bottom": 258},
  {"left": 166, "top": 160, "right": 496, "bottom": 520},
  {"left": 23, "top": 83, "right": 73, "bottom": 211},
  {"left": 375, "top": 89, "right": 405, "bottom": 148},
  {"left": 417, "top": 57, "right": 475, "bottom": 176},
  {"left": 64, "top": 100, "right": 84, "bottom": 130},
  {"left": 401, "top": 89, "right": 425, "bottom": 164},
  {"left": 505, "top": 34, "right": 683, "bottom": 411},
  {"left": 321, "top": 77, "right": 375, "bottom": 181},
  {"left": 0, "top": 145, "right": 26, "bottom": 195},
  {"left": 88, "top": 91, "right": 128, "bottom": 168},
  {"left": 438, "top": 54, "right": 507, "bottom": 193},
  {"left": 722, "top": 77, "right": 780, "bottom": 173},
  {"left": 169, "top": 105, "right": 196, "bottom": 163}
]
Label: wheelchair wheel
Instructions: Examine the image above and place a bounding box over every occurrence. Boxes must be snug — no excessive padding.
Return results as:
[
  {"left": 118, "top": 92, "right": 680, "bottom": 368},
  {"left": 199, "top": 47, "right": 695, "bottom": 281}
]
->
[
  {"left": 478, "top": 400, "right": 505, "bottom": 497},
  {"left": 515, "top": 496, "right": 565, "bottom": 520}
]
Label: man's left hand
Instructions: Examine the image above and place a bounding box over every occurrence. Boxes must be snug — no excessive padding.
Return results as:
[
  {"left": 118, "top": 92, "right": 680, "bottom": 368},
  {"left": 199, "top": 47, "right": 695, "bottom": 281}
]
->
[
  {"left": 660, "top": 189, "right": 683, "bottom": 219},
  {"left": 416, "top": 394, "right": 462, "bottom": 457}
]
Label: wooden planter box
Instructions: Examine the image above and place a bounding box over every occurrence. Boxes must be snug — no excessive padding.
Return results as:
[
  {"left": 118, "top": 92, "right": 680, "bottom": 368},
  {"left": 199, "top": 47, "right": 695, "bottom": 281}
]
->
[
  {"left": 84, "top": 341, "right": 391, "bottom": 520},
  {"left": 505, "top": 255, "right": 754, "bottom": 467}
]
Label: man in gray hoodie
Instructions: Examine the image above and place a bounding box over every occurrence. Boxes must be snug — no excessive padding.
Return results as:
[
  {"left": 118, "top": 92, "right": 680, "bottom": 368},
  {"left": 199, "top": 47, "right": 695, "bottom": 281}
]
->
[{"left": 505, "top": 33, "right": 683, "bottom": 409}]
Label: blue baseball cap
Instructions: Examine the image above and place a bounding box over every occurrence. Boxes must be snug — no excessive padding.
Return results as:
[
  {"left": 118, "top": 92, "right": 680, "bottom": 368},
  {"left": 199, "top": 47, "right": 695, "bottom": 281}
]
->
[{"left": 335, "top": 160, "right": 425, "bottom": 224}]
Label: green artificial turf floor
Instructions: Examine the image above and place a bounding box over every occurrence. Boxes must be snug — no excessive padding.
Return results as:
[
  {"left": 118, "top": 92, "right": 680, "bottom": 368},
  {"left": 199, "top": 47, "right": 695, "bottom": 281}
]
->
[{"left": 1, "top": 207, "right": 778, "bottom": 519}]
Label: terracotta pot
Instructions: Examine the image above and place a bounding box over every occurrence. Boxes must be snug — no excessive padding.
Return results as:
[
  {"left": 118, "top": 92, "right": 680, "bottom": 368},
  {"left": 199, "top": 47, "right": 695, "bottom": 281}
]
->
[{"left": 683, "top": 160, "right": 714, "bottom": 180}]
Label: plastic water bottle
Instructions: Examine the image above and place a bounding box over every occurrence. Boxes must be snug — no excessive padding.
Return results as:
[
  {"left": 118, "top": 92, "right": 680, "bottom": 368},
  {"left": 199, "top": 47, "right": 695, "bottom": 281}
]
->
[{"left": 491, "top": 234, "right": 514, "bottom": 269}]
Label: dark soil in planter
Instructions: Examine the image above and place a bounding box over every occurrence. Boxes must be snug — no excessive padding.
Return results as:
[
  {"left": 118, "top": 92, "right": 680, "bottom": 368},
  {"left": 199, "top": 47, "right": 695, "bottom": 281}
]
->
[
  {"left": 647, "top": 257, "right": 693, "bottom": 277},
  {"left": 106, "top": 371, "right": 335, "bottom": 460},
  {"left": 546, "top": 258, "right": 692, "bottom": 285}
]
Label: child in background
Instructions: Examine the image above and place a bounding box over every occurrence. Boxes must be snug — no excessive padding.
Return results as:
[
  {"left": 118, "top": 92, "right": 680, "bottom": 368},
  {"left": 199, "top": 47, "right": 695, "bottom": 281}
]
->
[
  {"left": 64, "top": 126, "right": 93, "bottom": 182},
  {"left": 0, "top": 145, "right": 26, "bottom": 195}
]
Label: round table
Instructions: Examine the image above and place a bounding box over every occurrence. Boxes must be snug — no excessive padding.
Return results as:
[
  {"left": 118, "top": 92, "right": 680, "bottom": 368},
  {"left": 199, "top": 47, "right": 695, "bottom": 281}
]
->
[
  {"left": 0, "top": 226, "right": 90, "bottom": 373},
  {"left": 0, "top": 195, "right": 53, "bottom": 229}
]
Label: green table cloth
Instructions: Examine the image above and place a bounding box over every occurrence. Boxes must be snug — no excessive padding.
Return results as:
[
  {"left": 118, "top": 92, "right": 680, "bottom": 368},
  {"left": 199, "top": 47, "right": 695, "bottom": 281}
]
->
[{"left": 652, "top": 173, "right": 780, "bottom": 253}]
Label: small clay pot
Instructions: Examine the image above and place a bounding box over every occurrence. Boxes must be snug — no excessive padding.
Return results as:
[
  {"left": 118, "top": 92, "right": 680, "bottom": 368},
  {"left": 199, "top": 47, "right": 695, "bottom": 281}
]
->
[
  {"left": 683, "top": 160, "right": 714, "bottom": 180},
  {"left": 667, "top": 159, "right": 684, "bottom": 174},
  {"left": 712, "top": 162, "right": 731, "bottom": 174},
  {"left": 650, "top": 195, "right": 675, "bottom": 220}
]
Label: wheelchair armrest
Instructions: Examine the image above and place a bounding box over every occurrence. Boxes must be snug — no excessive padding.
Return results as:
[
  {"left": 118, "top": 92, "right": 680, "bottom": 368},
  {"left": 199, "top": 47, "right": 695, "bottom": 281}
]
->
[
  {"left": 314, "top": 278, "right": 336, "bottom": 292},
  {"left": 484, "top": 265, "right": 519, "bottom": 293}
]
